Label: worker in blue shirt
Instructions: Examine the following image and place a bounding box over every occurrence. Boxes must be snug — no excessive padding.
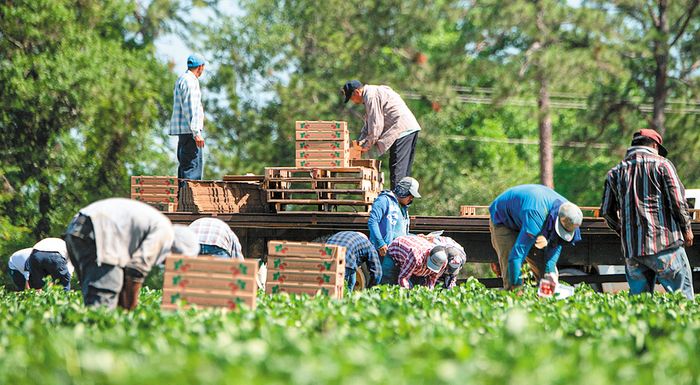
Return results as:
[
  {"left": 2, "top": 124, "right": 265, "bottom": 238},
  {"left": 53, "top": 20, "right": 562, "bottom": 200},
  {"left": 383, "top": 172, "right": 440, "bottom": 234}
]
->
[
  {"left": 489, "top": 184, "right": 583, "bottom": 290},
  {"left": 367, "top": 177, "right": 420, "bottom": 284}
]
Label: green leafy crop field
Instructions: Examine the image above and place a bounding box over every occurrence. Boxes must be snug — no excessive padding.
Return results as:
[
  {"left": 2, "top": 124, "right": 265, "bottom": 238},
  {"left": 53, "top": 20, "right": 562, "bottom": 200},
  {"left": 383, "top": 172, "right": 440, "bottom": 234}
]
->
[{"left": 1, "top": 280, "right": 698, "bottom": 384}]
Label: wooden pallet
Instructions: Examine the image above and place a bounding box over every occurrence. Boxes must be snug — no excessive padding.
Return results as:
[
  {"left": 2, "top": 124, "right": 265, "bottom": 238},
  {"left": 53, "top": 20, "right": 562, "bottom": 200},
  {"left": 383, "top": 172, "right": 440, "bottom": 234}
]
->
[
  {"left": 265, "top": 167, "right": 378, "bottom": 181},
  {"left": 222, "top": 175, "right": 265, "bottom": 184},
  {"left": 178, "top": 180, "right": 268, "bottom": 213},
  {"left": 162, "top": 256, "right": 258, "bottom": 311}
]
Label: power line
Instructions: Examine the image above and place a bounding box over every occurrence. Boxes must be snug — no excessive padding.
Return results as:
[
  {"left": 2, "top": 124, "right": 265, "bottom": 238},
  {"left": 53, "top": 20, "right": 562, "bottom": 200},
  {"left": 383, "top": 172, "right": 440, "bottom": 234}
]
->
[{"left": 434, "top": 135, "right": 616, "bottom": 149}]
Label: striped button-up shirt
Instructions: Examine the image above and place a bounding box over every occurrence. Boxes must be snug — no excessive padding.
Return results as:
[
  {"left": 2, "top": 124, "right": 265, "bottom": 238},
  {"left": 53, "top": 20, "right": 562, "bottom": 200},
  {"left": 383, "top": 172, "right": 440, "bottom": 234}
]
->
[
  {"left": 389, "top": 235, "right": 446, "bottom": 289},
  {"left": 189, "top": 218, "right": 243, "bottom": 259},
  {"left": 324, "top": 231, "right": 382, "bottom": 287},
  {"left": 169, "top": 71, "right": 204, "bottom": 136},
  {"left": 601, "top": 146, "right": 692, "bottom": 259}
]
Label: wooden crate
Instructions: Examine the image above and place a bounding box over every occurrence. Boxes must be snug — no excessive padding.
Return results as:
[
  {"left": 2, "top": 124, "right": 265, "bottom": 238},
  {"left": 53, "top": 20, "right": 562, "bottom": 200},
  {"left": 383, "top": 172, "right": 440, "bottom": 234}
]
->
[
  {"left": 296, "top": 149, "right": 348, "bottom": 160},
  {"left": 266, "top": 282, "right": 344, "bottom": 298},
  {"left": 295, "top": 159, "right": 349, "bottom": 168},
  {"left": 178, "top": 180, "right": 268, "bottom": 213},
  {"left": 295, "top": 121, "right": 348, "bottom": 131},
  {"left": 131, "top": 185, "right": 178, "bottom": 195},
  {"left": 162, "top": 256, "right": 258, "bottom": 311},
  {"left": 459, "top": 205, "right": 489, "bottom": 217},
  {"left": 297, "top": 140, "right": 349, "bottom": 151},
  {"left": 267, "top": 256, "right": 344, "bottom": 273},
  {"left": 131, "top": 176, "right": 178, "bottom": 186},
  {"left": 295, "top": 130, "right": 348, "bottom": 141},
  {"left": 266, "top": 270, "right": 344, "bottom": 286},
  {"left": 268, "top": 241, "right": 345, "bottom": 259},
  {"left": 132, "top": 194, "right": 178, "bottom": 204}
]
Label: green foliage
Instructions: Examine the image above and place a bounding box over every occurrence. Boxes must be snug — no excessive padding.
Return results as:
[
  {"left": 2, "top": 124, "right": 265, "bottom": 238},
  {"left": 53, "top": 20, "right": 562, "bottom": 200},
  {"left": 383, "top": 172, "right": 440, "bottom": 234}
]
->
[{"left": 1, "top": 283, "right": 700, "bottom": 384}]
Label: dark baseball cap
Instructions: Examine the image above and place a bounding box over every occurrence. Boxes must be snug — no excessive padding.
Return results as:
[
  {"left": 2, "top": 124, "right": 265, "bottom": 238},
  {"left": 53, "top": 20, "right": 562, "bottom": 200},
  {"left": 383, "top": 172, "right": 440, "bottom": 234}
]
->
[
  {"left": 341, "top": 80, "right": 363, "bottom": 103},
  {"left": 634, "top": 129, "right": 667, "bottom": 157}
]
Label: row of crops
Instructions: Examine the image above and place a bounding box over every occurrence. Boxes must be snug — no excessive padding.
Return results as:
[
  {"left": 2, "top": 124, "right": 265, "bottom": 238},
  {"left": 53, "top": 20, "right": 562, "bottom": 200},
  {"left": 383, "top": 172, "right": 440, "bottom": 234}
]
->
[{"left": 0, "top": 280, "right": 698, "bottom": 384}]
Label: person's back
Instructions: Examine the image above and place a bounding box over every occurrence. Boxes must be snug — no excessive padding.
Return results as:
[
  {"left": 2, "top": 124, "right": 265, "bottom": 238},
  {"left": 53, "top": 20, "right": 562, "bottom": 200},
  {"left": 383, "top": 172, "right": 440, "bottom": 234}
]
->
[
  {"left": 189, "top": 217, "right": 243, "bottom": 259},
  {"left": 490, "top": 184, "right": 567, "bottom": 232}
]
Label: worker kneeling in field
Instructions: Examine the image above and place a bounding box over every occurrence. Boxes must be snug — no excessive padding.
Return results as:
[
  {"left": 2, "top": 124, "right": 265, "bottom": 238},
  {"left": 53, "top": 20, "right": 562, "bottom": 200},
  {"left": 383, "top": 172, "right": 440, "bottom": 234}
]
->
[
  {"left": 189, "top": 217, "right": 243, "bottom": 259},
  {"left": 384, "top": 235, "right": 448, "bottom": 289},
  {"left": 489, "top": 184, "right": 582, "bottom": 291},
  {"left": 368, "top": 176, "right": 419, "bottom": 283},
  {"left": 7, "top": 248, "right": 32, "bottom": 291},
  {"left": 315, "top": 231, "right": 382, "bottom": 291},
  {"left": 65, "top": 198, "right": 199, "bottom": 310},
  {"left": 26, "top": 237, "right": 74, "bottom": 291}
]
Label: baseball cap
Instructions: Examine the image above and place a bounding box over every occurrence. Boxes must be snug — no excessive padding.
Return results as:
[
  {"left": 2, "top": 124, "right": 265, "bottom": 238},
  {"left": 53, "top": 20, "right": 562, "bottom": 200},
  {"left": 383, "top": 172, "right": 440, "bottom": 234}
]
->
[
  {"left": 397, "top": 177, "right": 421, "bottom": 198},
  {"left": 446, "top": 247, "right": 465, "bottom": 273},
  {"left": 555, "top": 202, "right": 583, "bottom": 242},
  {"left": 633, "top": 129, "right": 667, "bottom": 157},
  {"left": 341, "top": 80, "right": 363, "bottom": 103},
  {"left": 171, "top": 224, "right": 200, "bottom": 257},
  {"left": 427, "top": 246, "right": 448, "bottom": 273},
  {"left": 187, "top": 53, "right": 206, "bottom": 68}
]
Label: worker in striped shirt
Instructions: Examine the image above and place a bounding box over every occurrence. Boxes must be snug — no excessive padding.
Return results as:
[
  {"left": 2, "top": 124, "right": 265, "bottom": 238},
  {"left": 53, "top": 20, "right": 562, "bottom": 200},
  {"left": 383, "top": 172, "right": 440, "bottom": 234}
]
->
[
  {"left": 315, "top": 231, "right": 382, "bottom": 291},
  {"left": 189, "top": 217, "right": 244, "bottom": 259},
  {"left": 601, "top": 129, "right": 694, "bottom": 299},
  {"left": 386, "top": 235, "right": 448, "bottom": 289},
  {"left": 170, "top": 53, "right": 206, "bottom": 187},
  {"left": 417, "top": 232, "right": 466, "bottom": 289}
]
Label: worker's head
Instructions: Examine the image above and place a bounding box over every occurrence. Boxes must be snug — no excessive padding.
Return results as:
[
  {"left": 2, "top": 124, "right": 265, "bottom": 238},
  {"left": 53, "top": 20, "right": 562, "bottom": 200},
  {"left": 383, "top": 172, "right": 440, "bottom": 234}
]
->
[
  {"left": 394, "top": 177, "right": 421, "bottom": 206},
  {"left": 170, "top": 224, "right": 200, "bottom": 257},
  {"left": 555, "top": 202, "right": 583, "bottom": 242},
  {"left": 426, "top": 246, "right": 448, "bottom": 273},
  {"left": 341, "top": 80, "right": 364, "bottom": 104},
  {"left": 631, "top": 129, "right": 667, "bottom": 157},
  {"left": 445, "top": 246, "right": 465, "bottom": 275},
  {"left": 187, "top": 53, "right": 206, "bottom": 78}
]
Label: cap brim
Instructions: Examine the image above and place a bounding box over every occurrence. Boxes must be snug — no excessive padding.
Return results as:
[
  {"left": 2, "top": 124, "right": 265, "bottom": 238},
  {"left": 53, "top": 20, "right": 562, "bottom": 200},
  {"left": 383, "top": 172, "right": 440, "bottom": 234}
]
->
[
  {"left": 426, "top": 262, "right": 442, "bottom": 273},
  {"left": 555, "top": 219, "right": 574, "bottom": 242},
  {"left": 658, "top": 143, "right": 668, "bottom": 157},
  {"left": 409, "top": 188, "right": 421, "bottom": 198},
  {"left": 343, "top": 94, "right": 351, "bottom": 103}
]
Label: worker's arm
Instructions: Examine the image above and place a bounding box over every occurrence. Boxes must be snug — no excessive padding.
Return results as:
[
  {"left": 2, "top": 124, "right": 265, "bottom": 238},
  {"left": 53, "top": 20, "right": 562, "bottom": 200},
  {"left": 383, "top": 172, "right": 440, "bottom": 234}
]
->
[
  {"left": 127, "top": 226, "right": 172, "bottom": 278},
  {"left": 600, "top": 173, "right": 621, "bottom": 236},
  {"left": 507, "top": 217, "right": 539, "bottom": 287},
  {"left": 365, "top": 247, "right": 383, "bottom": 287},
  {"left": 358, "top": 94, "right": 384, "bottom": 150},
  {"left": 660, "top": 162, "right": 693, "bottom": 237},
  {"left": 368, "top": 196, "right": 388, "bottom": 249},
  {"left": 543, "top": 244, "right": 563, "bottom": 274},
  {"left": 397, "top": 257, "right": 416, "bottom": 289},
  {"left": 426, "top": 272, "right": 440, "bottom": 289}
]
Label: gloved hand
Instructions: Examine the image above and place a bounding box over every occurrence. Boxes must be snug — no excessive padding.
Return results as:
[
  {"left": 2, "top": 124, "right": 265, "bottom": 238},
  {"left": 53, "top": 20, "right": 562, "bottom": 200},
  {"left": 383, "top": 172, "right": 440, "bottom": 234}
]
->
[{"left": 543, "top": 272, "right": 559, "bottom": 285}]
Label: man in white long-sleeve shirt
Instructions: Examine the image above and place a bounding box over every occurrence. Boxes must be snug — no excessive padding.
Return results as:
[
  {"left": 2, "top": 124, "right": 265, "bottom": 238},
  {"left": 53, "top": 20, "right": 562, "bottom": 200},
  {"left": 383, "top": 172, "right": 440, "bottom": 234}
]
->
[
  {"left": 64, "top": 198, "right": 199, "bottom": 310},
  {"left": 341, "top": 80, "right": 421, "bottom": 189},
  {"left": 170, "top": 53, "right": 206, "bottom": 186},
  {"left": 7, "top": 248, "right": 32, "bottom": 291}
]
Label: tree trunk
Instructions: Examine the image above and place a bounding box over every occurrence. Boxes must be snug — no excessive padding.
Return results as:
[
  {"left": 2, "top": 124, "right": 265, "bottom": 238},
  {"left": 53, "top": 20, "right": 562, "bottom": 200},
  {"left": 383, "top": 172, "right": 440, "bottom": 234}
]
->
[
  {"left": 36, "top": 171, "right": 51, "bottom": 239},
  {"left": 652, "top": 0, "right": 669, "bottom": 136},
  {"left": 537, "top": 70, "right": 554, "bottom": 188}
]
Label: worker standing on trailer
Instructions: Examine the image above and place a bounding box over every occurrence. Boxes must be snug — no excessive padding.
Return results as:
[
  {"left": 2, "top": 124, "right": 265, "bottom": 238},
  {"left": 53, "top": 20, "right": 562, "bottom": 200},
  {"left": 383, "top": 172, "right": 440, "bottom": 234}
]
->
[
  {"left": 489, "top": 184, "right": 583, "bottom": 291},
  {"left": 385, "top": 235, "right": 448, "bottom": 289},
  {"left": 601, "top": 129, "right": 694, "bottom": 299},
  {"left": 189, "top": 217, "right": 243, "bottom": 259},
  {"left": 341, "top": 80, "right": 421, "bottom": 189},
  {"left": 26, "top": 237, "right": 74, "bottom": 291},
  {"left": 367, "top": 177, "right": 420, "bottom": 283},
  {"left": 316, "top": 231, "right": 382, "bottom": 291},
  {"left": 170, "top": 53, "right": 206, "bottom": 187},
  {"left": 64, "top": 198, "right": 199, "bottom": 311},
  {"left": 7, "top": 248, "right": 32, "bottom": 291}
]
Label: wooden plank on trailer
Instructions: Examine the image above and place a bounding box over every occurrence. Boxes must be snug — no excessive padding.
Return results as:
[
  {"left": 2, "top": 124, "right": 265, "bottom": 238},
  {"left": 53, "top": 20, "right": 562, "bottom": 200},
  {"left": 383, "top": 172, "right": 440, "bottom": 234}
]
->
[
  {"left": 267, "top": 256, "right": 344, "bottom": 272},
  {"left": 267, "top": 240, "right": 345, "bottom": 259}
]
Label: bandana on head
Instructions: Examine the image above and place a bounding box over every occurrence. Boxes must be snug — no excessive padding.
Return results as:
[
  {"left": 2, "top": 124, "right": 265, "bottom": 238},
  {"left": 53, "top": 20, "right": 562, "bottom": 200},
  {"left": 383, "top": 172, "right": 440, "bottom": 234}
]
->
[{"left": 393, "top": 184, "right": 411, "bottom": 198}]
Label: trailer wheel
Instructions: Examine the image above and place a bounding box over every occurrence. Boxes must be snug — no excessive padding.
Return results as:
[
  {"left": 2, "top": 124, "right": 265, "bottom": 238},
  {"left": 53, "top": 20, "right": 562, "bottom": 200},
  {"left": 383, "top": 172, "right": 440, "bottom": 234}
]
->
[{"left": 558, "top": 268, "right": 603, "bottom": 292}]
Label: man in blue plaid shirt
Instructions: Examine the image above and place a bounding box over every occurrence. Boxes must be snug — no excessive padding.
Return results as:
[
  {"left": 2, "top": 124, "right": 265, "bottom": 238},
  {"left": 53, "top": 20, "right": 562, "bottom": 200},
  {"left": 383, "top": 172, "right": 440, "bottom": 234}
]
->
[
  {"left": 315, "top": 231, "right": 382, "bottom": 291},
  {"left": 170, "top": 53, "right": 206, "bottom": 185}
]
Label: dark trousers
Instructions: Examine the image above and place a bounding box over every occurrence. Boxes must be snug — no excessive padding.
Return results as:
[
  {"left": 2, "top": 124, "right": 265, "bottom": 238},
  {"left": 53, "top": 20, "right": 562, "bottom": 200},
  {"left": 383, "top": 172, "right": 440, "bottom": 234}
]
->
[
  {"left": 8, "top": 269, "right": 26, "bottom": 291},
  {"left": 177, "top": 134, "right": 203, "bottom": 188},
  {"left": 389, "top": 131, "right": 419, "bottom": 190},
  {"left": 27, "top": 250, "right": 71, "bottom": 290}
]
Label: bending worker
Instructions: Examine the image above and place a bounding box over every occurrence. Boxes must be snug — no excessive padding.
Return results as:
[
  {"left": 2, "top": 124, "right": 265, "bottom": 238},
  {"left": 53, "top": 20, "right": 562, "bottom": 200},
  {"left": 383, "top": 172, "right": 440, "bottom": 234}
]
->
[
  {"left": 386, "top": 235, "right": 448, "bottom": 289},
  {"left": 341, "top": 80, "right": 421, "bottom": 189},
  {"left": 489, "top": 184, "right": 583, "bottom": 290},
  {"left": 65, "top": 198, "right": 200, "bottom": 311},
  {"left": 189, "top": 217, "right": 243, "bottom": 259},
  {"left": 316, "top": 231, "right": 382, "bottom": 291}
]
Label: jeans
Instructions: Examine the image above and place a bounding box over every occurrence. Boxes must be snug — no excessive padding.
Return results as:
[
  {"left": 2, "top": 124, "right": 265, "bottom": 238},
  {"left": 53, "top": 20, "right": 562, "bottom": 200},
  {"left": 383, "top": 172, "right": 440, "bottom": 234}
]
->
[
  {"left": 625, "top": 246, "right": 694, "bottom": 300},
  {"left": 389, "top": 131, "right": 419, "bottom": 190},
  {"left": 65, "top": 216, "right": 124, "bottom": 309},
  {"left": 8, "top": 269, "right": 27, "bottom": 291},
  {"left": 380, "top": 256, "right": 398, "bottom": 285},
  {"left": 199, "top": 244, "right": 231, "bottom": 258},
  {"left": 345, "top": 267, "right": 357, "bottom": 291},
  {"left": 177, "top": 134, "right": 203, "bottom": 187},
  {"left": 27, "top": 251, "right": 71, "bottom": 290}
]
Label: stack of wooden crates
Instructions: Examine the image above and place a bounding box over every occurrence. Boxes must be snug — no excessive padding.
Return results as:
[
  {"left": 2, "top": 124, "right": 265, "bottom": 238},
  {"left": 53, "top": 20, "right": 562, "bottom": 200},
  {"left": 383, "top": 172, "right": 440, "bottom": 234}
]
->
[
  {"left": 130, "top": 176, "right": 178, "bottom": 212},
  {"left": 295, "top": 121, "right": 351, "bottom": 168},
  {"left": 265, "top": 240, "right": 346, "bottom": 299},
  {"left": 162, "top": 255, "right": 259, "bottom": 310}
]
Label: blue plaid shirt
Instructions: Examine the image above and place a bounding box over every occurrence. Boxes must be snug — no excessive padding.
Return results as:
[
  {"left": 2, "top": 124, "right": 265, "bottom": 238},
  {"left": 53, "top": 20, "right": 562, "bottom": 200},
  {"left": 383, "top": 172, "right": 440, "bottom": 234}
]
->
[
  {"left": 169, "top": 71, "right": 204, "bottom": 136},
  {"left": 324, "top": 231, "right": 382, "bottom": 287}
]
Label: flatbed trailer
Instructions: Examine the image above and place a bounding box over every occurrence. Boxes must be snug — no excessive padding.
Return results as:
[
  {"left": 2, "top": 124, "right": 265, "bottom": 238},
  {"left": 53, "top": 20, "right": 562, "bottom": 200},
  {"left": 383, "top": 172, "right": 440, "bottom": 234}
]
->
[{"left": 166, "top": 212, "right": 700, "bottom": 288}]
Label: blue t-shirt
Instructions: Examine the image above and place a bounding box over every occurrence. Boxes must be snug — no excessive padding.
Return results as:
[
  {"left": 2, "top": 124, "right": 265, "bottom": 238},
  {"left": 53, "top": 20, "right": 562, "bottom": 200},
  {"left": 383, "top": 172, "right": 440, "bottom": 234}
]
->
[{"left": 489, "top": 184, "right": 568, "bottom": 286}]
